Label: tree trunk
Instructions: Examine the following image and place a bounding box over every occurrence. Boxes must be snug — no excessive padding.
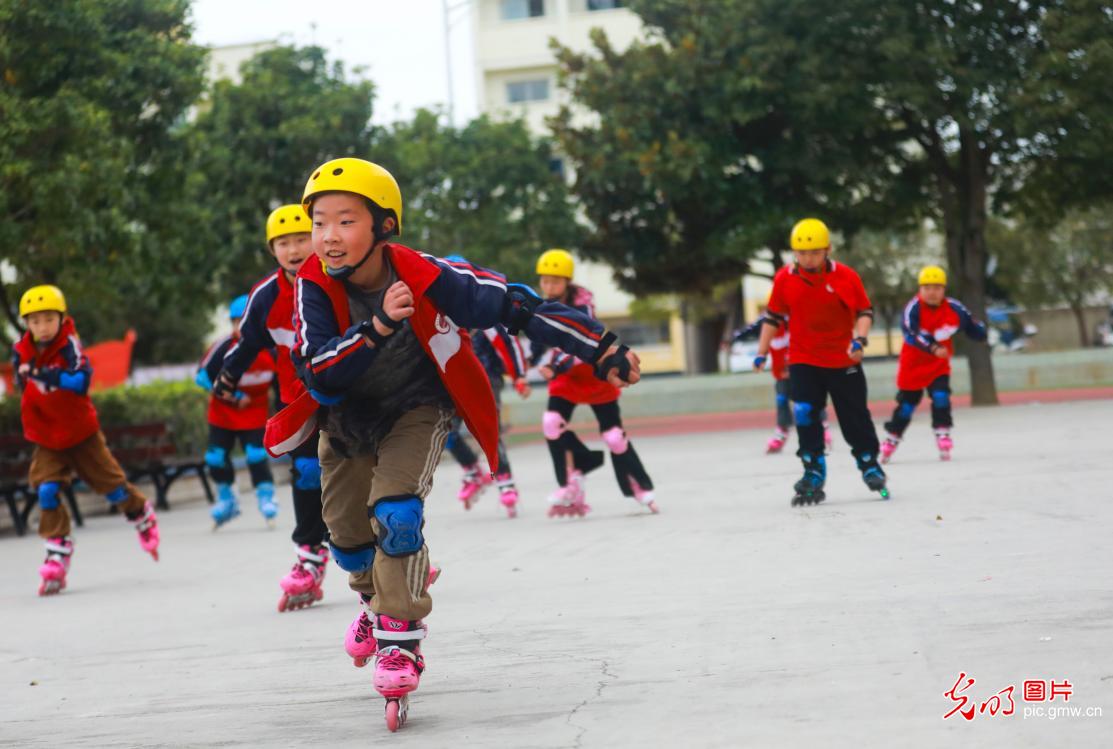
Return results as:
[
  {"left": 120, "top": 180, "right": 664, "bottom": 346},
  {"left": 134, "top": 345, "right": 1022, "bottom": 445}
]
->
[
  {"left": 939, "top": 127, "right": 999, "bottom": 406},
  {"left": 680, "top": 298, "right": 725, "bottom": 374},
  {"left": 884, "top": 309, "right": 896, "bottom": 357},
  {"left": 1070, "top": 302, "right": 1090, "bottom": 348}
]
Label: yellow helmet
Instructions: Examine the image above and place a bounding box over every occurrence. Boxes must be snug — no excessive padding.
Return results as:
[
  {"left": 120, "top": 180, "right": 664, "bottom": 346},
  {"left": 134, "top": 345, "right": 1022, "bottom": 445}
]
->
[
  {"left": 266, "top": 204, "right": 311, "bottom": 244},
  {"left": 20, "top": 285, "right": 67, "bottom": 317},
  {"left": 918, "top": 265, "right": 947, "bottom": 286},
  {"left": 302, "top": 157, "right": 403, "bottom": 235},
  {"left": 536, "top": 248, "right": 575, "bottom": 279},
  {"left": 790, "top": 218, "right": 831, "bottom": 251}
]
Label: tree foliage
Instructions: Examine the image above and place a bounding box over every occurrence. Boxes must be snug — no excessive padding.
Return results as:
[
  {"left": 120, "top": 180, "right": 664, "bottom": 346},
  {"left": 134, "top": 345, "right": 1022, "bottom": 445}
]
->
[
  {"left": 0, "top": 0, "right": 208, "bottom": 362},
  {"left": 373, "top": 109, "right": 582, "bottom": 283}
]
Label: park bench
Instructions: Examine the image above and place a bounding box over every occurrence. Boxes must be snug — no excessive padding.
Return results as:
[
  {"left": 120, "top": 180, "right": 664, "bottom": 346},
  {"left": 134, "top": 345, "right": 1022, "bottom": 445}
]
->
[
  {"left": 0, "top": 433, "right": 83, "bottom": 537},
  {"left": 101, "top": 422, "right": 213, "bottom": 511}
]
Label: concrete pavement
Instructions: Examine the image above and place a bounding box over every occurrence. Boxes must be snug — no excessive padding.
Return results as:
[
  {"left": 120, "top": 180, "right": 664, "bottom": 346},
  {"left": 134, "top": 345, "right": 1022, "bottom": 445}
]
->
[{"left": 1, "top": 399, "right": 1111, "bottom": 747}]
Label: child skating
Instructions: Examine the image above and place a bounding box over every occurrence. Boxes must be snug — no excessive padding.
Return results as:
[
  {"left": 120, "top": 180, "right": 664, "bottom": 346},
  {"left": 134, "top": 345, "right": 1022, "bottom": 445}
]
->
[
  {"left": 196, "top": 294, "right": 278, "bottom": 529},
  {"left": 880, "top": 265, "right": 988, "bottom": 463},
  {"left": 215, "top": 204, "right": 332, "bottom": 612},
  {"left": 267, "top": 158, "right": 642, "bottom": 731},
  {"left": 12, "top": 285, "right": 160, "bottom": 595},
  {"left": 754, "top": 219, "right": 890, "bottom": 505}
]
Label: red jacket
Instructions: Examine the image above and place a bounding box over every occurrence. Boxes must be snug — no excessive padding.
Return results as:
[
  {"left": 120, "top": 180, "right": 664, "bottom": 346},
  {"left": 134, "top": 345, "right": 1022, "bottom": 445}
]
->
[
  {"left": 269, "top": 247, "right": 500, "bottom": 469},
  {"left": 222, "top": 269, "right": 305, "bottom": 405},
  {"left": 12, "top": 318, "right": 100, "bottom": 450},
  {"left": 897, "top": 295, "right": 987, "bottom": 390},
  {"left": 767, "top": 261, "right": 872, "bottom": 369}
]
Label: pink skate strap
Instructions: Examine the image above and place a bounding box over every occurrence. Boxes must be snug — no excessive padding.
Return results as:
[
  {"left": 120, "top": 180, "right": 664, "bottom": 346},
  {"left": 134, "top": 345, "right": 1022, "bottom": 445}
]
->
[
  {"left": 297, "top": 546, "right": 326, "bottom": 564},
  {"left": 373, "top": 617, "right": 427, "bottom": 642}
]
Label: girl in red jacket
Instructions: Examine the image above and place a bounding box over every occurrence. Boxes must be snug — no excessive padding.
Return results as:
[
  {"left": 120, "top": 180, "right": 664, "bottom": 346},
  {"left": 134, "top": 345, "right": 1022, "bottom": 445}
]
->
[
  {"left": 880, "top": 266, "right": 987, "bottom": 462},
  {"left": 12, "top": 285, "right": 159, "bottom": 595},
  {"left": 533, "top": 249, "right": 658, "bottom": 517},
  {"left": 196, "top": 295, "right": 277, "bottom": 528}
]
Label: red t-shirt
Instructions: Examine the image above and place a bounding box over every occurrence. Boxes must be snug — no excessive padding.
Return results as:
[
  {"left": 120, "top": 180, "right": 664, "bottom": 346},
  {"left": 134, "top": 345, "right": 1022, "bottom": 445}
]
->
[{"left": 767, "top": 260, "right": 871, "bottom": 369}]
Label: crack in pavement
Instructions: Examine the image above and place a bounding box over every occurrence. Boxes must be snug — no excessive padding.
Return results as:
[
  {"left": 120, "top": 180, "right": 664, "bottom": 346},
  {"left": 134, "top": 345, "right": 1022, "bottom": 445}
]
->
[{"left": 566, "top": 658, "right": 617, "bottom": 749}]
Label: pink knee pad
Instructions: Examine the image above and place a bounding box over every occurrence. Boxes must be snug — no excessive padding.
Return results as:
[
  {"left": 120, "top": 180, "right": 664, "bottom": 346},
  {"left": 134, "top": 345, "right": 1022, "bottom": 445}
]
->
[
  {"left": 602, "top": 426, "right": 629, "bottom": 454},
  {"left": 542, "top": 411, "right": 567, "bottom": 441}
]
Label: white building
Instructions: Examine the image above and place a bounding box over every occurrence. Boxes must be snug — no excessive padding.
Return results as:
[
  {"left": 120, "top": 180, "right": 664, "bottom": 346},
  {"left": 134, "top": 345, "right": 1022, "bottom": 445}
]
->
[{"left": 206, "top": 40, "right": 278, "bottom": 85}]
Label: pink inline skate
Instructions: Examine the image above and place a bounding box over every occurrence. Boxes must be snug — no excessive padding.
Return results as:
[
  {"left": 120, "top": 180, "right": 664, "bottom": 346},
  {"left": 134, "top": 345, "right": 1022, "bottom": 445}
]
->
[
  {"left": 935, "top": 430, "right": 953, "bottom": 461},
  {"left": 38, "top": 537, "right": 73, "bottom": 596},
  {"left": 372, "top": 614, "right": 427, "bottom": 732},
  {"left": 278, "top": 544, "right": 329, "bottom": 613},
  {"left": 457, "top": 465, "right": 492, "bottom": 510},
  {"left": 629, "top": 478, "right": 659, "bottom": 514},
  {"left": 130, "top": 502, "right": 160, "bottom": 561},
  {"left": 766, "top": 429, "right": 789, "bottom": 454},
  {"left": 879, "top": 434, "right": 901, "bottom": 464},
  {"left": 346, "top": 567, "right": 440, "bottom": 667},
  {"left": 548, "top": 470, "right": 590, "bottom": 518},
  {"left": 495, "top": 472, "right": 518, "bottom": 518}
]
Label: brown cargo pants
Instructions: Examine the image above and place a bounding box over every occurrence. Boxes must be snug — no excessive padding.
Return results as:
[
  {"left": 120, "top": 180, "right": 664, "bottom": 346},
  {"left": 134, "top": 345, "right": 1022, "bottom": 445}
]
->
[
  {"left": 319, "top": 405, "right": 452, "bottom": 621},
  {"left": 29, "top": 430, "right": 148, "bottom": 539}
]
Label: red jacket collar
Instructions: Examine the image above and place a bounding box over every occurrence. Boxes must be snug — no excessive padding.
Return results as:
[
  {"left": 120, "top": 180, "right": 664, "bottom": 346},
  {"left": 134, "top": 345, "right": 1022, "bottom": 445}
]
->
[{"left": 15, "top": 317, "right": 77, "bottom": 364}]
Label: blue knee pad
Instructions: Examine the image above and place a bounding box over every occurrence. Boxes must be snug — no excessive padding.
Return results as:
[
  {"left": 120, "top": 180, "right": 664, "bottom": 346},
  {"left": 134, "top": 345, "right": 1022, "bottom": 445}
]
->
[
  {"left": 931, "top": 390, "right": 951, "bottom": 408},
  {"left": 106, "top": 485, "right": 128, "bottom": 504},
  {"left": 793, "top": 402, "right": 815, "bottom": 427},
  {"left": 245, "top": 443, "right": 268, "bottom": 465},
  {"left": 775, "top": 392, "right": 789, "bottom": 407},
  {"left": 329, "top": 541, "right": 376, "bottom": 573},
  {"left": 38, "top": 482, "right": 62, "bottom": 510},
  {"left": 373, "top": 496, "right": 425, "bottom": 557},
  {"left": 898, "top": 401, "right": 917, "bottom": 419},
  {"left": 293, "top": 457, "right": 321, "bottom": 490},
  {"left": 205, "top": 446, "right": 227, "bottom": 468},
  {"left": 445, "top": 431, "right": 458, "bottom": 450}
]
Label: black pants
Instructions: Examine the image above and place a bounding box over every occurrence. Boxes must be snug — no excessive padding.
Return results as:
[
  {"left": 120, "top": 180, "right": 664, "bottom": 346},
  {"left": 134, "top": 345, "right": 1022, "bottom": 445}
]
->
[
  {"left": 789, "top": 363, "right": 881, "bottom": 464},
  {"left": 289, "top": 430, "right": 328, "bottom": 547},
  {"left": 207, "top": 425, "right": 272, "bottom": 487},
  {"left": 883, "top": 375, "right": 952, "bottom": 436},
  {"left": 774, "top": 378, "right": 829, "bottom": 431},
  {"left": 546, "top": 396, "right": 653, "bottom": 497}
]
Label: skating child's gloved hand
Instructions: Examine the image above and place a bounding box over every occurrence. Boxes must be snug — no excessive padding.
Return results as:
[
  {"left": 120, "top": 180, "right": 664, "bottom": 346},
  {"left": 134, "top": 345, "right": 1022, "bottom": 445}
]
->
[
  {"left": 537, "top": 365, "right": 555, "bottom": 381},
  {"left": 752, "top": 354, "right": 767, "bottom": 371},
  {"left": 376, "top": 281, "right": 414, "bottom": 335},
  {"left": 593, "top": 337, "right": 642, "bottom": 387},
  {"left": 930, "top": 343, "right": 950, "bottom": 359},
  {"left": 848, "top": 337, "right": 868, "bottom": 363},
  {"left": 212, "top": 371, "right": 239, "bottom": 403},
  {"left": 513, "top": 377, "right": 531, "bottom": 399}
]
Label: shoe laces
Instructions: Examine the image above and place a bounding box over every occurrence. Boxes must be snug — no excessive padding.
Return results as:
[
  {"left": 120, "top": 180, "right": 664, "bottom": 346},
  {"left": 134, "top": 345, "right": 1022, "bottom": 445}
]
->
[{"left": 377, "top": 646, "right": 415, "bottom": 672}]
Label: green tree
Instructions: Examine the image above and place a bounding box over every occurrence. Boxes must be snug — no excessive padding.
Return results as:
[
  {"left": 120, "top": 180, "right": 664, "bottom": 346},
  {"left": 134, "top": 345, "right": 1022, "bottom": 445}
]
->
[
  {"left": 988, "top": 207, "right": 1113, "bottom": 347},
  {"left": 0, "top": 0, "right": 209, "bottom": 362},
  {"left": 550, "top": 3, "right": 917, "bottom": 372},
  {"left": 373, "top": 109, "right": 582, "bottom": 283},
  {"left": 188, "top": 45, "right": 375, "bottom": 296}
]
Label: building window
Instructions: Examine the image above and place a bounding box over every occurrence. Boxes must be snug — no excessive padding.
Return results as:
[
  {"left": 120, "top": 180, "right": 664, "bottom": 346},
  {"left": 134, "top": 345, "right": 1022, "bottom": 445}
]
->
[
  {"left": 548, "top": 157, "right": 565, "bottom": 178},
  {"left": 501, "top": 0, "right": 545, "bottom": 20},
  {"left": 586, "top": 0, "right": 623, "bottom": 10},
  {"left": 506, "top": 78, "right": 550, "bottom": 103}
]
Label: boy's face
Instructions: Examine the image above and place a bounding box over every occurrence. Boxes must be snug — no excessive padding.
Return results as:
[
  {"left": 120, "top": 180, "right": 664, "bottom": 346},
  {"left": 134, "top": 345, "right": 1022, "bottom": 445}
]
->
[
  {"left": 311, "top": 193, "right": 376, "bottom": 273},
  {"left": 920, "top": 284, "right": 946, "bottom": 305},
  {"left": 794, "top": 248, "right": 828, "bottom": 271},
  {"left": 25, "top": 311, "right": 63, "bottom": 343},
  {"left": 539, "top": 275, "right": 569, "bottom": 300},
  {"left": 270, "top": 232, "right": 312, "bottom": 275}
]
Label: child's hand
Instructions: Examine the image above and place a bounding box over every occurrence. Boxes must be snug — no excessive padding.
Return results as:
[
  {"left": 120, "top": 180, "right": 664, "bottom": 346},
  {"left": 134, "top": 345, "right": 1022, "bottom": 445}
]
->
[
  {"left": 236, "top": 393, "right": 252, "bottom": 409},
  {"left": 513, "top": 377, "right": 531, "bottom": 399},
  {"left": 931, "top": 344, "right": 950, "bottom": 359},
  {"left": 603, "top": 346, "right": 642, "bottom": 388},
  {"left": 537, "top": 365, "right": 555, "bottom": 381},
  {"left": 18, "top": 363, "right": 31, "bottom": 377},
  {"left": 374, "top": 281, "right": 415, "bottom": 337}
]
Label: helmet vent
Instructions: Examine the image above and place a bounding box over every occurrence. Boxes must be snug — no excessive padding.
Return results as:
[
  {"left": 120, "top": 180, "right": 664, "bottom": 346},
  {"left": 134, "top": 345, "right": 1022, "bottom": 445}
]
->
[{"left": 332, "top": 167, "right": 344, "bottom": 176}]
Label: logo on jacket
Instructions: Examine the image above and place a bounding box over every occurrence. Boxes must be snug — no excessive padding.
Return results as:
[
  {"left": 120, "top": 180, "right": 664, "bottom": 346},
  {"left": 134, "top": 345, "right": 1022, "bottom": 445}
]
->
[{"left": 429, "top": 313, "right": 461, "bottom": 372}]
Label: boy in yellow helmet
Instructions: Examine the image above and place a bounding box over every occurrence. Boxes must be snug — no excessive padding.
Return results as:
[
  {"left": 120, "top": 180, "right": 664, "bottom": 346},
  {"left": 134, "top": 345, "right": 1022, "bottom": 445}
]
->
[
  {"left": 12, "top": 285, "right": 160, "bottom": 595},
  {"left": 266, "top": 158, "right": 641, "bottom": 731},
  {"left": 880, "top": 266, "right": 987, "bottom": 462},
  {"left": 754, "top": 219, "right": 889, "bottom": 504}
]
